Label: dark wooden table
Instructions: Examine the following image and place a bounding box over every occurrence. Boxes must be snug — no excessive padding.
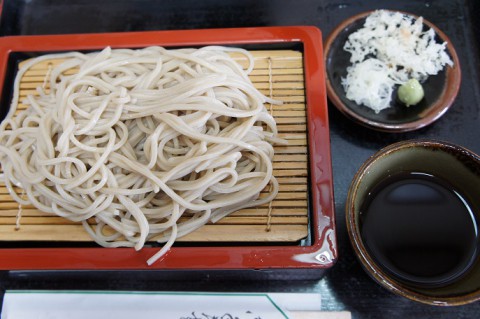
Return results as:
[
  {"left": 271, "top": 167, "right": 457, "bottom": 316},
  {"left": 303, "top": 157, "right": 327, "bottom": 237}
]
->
[{"left": 0, "top": 1, "right": 479, "bottom": 318}]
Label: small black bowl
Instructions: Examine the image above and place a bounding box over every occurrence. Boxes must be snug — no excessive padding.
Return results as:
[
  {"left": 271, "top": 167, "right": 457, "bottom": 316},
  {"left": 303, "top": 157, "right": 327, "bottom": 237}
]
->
[{"left": 324, "top": 10, "right": 461, "bottom": 132}]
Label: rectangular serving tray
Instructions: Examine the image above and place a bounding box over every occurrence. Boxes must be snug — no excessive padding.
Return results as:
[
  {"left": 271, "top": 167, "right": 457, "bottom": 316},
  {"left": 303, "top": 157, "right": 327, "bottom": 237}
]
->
[{"left": 0, "top": 26, "right": 336, "bottom": 277}]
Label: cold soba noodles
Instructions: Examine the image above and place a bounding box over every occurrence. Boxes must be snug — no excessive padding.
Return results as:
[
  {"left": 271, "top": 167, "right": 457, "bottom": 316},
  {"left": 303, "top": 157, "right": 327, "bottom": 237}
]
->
[{"left": 0, "top": 46, "right": 284, "bottom": 265}]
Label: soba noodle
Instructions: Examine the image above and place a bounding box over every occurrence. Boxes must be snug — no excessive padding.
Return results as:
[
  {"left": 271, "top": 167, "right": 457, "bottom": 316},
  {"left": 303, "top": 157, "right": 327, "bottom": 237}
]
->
[{"left": 0, "top": 46, "right": 284, "bottom": 265}]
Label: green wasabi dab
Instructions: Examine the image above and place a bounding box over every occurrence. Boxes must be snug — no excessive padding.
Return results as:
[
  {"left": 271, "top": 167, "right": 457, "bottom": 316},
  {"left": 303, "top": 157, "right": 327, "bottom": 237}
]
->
[{"left": 398, "top": 78, "right": 425, "bottom": 106}]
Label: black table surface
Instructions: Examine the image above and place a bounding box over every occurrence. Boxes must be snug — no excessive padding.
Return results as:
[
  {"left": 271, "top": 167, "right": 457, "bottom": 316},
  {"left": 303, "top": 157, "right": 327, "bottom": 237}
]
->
[{"left": 0, "top": 0, "right": 479, "bottom": 318}]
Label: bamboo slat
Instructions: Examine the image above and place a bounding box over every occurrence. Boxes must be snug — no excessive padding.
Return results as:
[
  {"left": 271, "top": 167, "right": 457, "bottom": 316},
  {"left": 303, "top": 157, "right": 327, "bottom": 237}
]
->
[{"left": 0, "top": 49, "right": 309, "bottom": 244}]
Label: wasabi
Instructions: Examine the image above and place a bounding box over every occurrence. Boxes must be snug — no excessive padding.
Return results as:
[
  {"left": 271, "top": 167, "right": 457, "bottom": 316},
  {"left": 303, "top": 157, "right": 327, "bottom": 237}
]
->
[{"left": 398, "top": 78, "right": 424, "bottom": 106}]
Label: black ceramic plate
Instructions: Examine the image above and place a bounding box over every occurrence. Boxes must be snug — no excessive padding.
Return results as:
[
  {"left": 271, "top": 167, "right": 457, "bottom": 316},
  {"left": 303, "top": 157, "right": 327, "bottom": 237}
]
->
[{"left": 324, "top": 10, "right": 461, "bottom": 132}]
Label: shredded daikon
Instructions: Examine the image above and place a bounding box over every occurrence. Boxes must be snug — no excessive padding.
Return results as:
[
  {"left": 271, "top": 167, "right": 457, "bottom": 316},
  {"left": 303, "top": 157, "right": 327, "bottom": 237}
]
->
[
  {"left": 341, "top": 10, "right": 453, "bottom": 113},
  {"left": 342, "top": 59, "right": 396, "bottom": 113}
]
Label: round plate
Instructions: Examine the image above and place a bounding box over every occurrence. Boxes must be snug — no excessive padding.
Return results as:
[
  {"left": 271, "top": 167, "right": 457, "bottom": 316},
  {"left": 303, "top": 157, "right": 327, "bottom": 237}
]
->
[{"left": 324, "top": 10, "right": 461, "bottom": 132}]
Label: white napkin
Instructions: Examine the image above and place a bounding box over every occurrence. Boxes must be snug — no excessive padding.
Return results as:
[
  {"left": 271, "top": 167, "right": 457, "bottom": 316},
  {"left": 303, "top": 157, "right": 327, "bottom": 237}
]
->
[{"left": 1, "top": 291, "right": 350, "bottom": 319}]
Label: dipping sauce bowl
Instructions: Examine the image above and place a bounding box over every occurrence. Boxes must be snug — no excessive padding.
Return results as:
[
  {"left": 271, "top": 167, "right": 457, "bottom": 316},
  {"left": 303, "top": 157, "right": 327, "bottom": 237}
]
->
[{"left": 346, "top": 139, "right": 480, "bottom": 305}]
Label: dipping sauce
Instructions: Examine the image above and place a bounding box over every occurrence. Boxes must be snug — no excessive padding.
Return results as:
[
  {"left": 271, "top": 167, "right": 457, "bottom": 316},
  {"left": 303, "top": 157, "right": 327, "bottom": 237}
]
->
[{"left": 360, "top": 172, "right": 479, "bottom": 287}]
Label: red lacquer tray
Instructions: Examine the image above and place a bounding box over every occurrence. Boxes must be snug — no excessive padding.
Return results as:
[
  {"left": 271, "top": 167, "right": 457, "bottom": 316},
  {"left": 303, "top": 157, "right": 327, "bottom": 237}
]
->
[{"left": 0, "top": 26, "right": 336, "bottom": 275}]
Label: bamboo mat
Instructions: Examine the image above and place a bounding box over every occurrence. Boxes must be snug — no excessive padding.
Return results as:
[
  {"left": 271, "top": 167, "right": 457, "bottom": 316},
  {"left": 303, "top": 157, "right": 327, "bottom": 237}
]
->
[{"left": 0, "top": 49, "right": 308, "bottom": 243}]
